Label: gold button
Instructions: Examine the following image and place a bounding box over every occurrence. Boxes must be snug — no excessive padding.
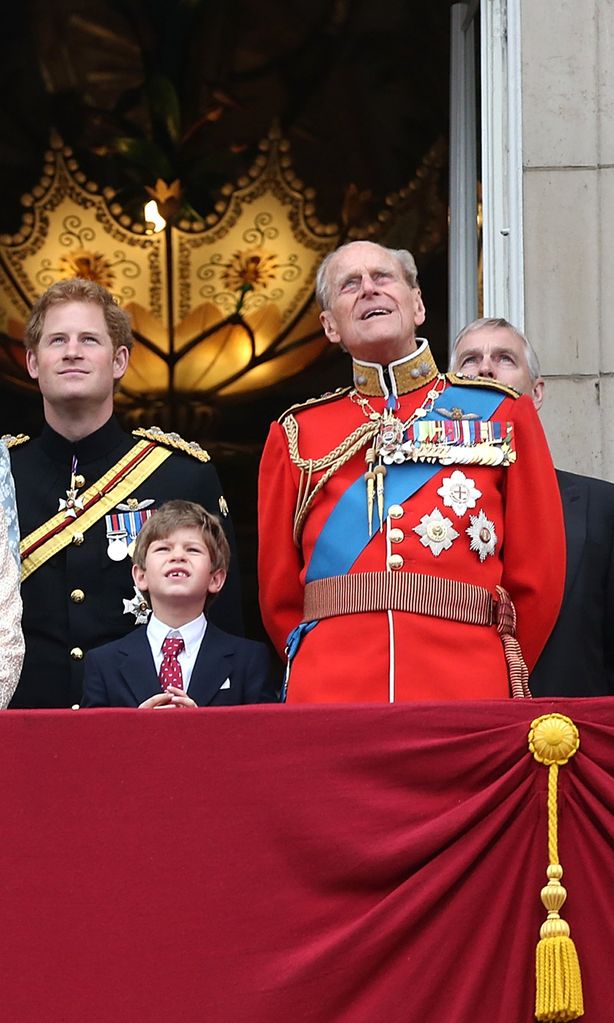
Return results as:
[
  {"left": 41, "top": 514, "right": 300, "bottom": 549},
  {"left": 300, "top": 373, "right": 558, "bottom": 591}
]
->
[
  {"left": 387, "top": 553, "right": 404, "bottom": 570},
  {"left": 73, "top": 474, "right": 85, "bottom": 488},
  {"left": 72, "top": 533, "right": 84, "bottom": 546},
  {"left": 70, "top": 647, "right": 84, "bottom": 661},
  {"left": 388, "top": 504, "right": 404, "bottom": 519},
  {"left": 389, "top": 527, "right": 404, "bottom": 543},
  {"left": 70, "top": 588, "right": 85, "bottom": 603}
]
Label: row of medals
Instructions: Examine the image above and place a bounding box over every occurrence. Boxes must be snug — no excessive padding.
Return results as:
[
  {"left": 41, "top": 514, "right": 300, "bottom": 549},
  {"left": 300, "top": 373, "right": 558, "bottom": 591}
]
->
[
  {"left": 59, "top": 470, "right": 153, "bottom": 562},
  {"left": 361, "top": 396, "right": 497, "bottom": 561}
]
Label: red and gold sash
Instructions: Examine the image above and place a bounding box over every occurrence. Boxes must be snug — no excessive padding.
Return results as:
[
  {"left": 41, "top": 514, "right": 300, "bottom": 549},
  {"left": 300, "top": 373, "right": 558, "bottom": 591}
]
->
[{"left": 20, "top": 440, "right": 172, "bottom": 581}]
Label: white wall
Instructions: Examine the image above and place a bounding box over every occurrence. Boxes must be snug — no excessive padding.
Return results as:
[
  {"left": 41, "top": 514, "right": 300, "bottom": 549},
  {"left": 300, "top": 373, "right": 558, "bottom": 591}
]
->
[{"left": 520, "top": 0, "right": 614, "bottom": 478}]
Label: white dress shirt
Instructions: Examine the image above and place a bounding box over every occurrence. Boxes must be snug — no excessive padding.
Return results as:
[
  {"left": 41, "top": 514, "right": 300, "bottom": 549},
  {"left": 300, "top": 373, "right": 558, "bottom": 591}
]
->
[{"left": 146, "top": 613, "right": 207, "bottom": 692}]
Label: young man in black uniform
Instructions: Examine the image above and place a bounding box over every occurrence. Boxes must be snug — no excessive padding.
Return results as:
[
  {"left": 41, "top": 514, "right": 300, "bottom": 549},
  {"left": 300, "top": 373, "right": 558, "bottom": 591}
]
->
[{"left": 8, "top": 278, "right": 243, "bottom": 708}]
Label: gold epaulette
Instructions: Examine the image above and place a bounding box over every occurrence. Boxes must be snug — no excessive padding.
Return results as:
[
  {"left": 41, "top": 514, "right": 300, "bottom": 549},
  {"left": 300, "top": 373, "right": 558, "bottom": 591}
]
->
[
  {"left": 445, "top": 372, "right": 520, "bottom": 399},
  {"left": 132, "top": 427, "right": 211, "bottom": 463},
  {"left": 1, "top": 433, "right": 30, "bottom": 449},
  {"left": 278, "top": 386, "right": 351, "bottom": 424}
]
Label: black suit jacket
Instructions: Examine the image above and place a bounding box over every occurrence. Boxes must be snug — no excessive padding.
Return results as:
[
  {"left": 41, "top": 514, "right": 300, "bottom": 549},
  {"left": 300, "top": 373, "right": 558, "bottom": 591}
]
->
[
  {"left": 81, "top": 622, "right": 278, "bottom": 707},
  {"left": 529, "top": 469, "right": 614, "bottom": 696}
]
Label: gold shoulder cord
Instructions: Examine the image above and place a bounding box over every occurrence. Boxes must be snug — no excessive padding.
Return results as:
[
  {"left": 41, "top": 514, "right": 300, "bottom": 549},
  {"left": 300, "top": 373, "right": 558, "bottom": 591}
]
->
[
  {"left": 1, "top": 433, "right": 30, "bottom": 449},
  {"left": 277, "top": 387, "right": 351, "bottom": 424},
  {"left": 132, "top": 427, "right": 211, "bottom": 463},
  {"left": 445, "top": 372, "right": 520, "bottom": 399},
  {"left": 282, "top": 414, "right": 378, "bottom": 546}
]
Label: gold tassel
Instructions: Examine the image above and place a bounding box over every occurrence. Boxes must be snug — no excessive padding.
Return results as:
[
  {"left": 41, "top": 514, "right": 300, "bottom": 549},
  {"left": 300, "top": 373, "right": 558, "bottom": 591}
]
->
[
  {"left": 364, "top": 448, "right": 376, "bottom": 537},
  {"left": 528, "top": 714, "right": 584, "bottom": 1022},
  {"left": 374, "top": 464, "right": 386, "bottom": 532}
]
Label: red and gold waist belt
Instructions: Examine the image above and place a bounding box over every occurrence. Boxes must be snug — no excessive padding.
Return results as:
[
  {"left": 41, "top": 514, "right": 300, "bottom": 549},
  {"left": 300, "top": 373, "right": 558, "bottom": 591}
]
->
[{"left": 302, "top": 572, "right": 530, "bottom": 699}]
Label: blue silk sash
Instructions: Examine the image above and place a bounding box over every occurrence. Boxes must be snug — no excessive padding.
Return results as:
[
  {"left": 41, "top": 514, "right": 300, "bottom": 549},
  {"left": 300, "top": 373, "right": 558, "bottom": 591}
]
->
[{"left": 305, "top": 383, "right": 508, "bottom": 583}]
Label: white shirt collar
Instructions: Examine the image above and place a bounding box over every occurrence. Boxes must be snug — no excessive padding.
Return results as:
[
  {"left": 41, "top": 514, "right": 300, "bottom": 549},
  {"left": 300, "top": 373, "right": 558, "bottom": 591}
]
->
[{"left": 147, "top": 612, "right": 207, "bottom": 656}]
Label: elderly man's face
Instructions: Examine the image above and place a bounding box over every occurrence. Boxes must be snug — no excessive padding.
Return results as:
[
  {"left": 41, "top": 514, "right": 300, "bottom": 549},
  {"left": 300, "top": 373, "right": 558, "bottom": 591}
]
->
[
  {"left": 319, "top": 241, "right": 425, "bottom": 364},
  {"left": 453, "top": 326, "right": 544, "bottom": 409}
]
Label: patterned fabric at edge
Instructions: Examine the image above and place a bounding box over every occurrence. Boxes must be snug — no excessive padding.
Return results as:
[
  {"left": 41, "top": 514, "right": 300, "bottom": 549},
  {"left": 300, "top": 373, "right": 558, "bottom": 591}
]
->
[
  {"left": 0, "top": 440, "right": 20, "bottom": 567},
  {"left": 0, "top": 504, "right": 24, "bottom": 708}
]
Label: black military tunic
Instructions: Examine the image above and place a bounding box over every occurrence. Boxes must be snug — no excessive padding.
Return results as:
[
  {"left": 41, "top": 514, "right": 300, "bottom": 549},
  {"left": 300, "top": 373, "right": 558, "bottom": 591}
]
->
[{"left": 10, "top": 416, "right": 243, "bottom": 708}]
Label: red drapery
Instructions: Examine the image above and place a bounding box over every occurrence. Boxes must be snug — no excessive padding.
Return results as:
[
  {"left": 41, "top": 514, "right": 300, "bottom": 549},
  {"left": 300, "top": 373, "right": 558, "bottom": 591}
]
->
[{"left": 1, "top": 698, "right": 613, "bottom": 1022}]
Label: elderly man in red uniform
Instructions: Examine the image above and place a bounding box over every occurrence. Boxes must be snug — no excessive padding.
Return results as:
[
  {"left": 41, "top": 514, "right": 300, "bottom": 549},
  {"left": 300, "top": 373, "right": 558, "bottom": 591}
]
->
[{"left": 258, "top": 241, "right": 565, "bottom": 702}]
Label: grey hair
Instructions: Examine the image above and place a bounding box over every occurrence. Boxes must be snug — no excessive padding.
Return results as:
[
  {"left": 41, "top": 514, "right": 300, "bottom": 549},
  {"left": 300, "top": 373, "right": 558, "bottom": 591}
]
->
[
  {"left": 450, "top": 317, "right": 542, "bottom": 381},
  {"left": 315, "top": 241, "right": 419, "bottom": 310}
]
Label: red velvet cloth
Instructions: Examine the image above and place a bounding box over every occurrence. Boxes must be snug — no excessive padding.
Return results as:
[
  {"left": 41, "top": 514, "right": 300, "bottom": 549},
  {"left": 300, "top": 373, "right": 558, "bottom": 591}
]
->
[{"left": 1, "top": 699, "right": 613, "bottom": 1022}]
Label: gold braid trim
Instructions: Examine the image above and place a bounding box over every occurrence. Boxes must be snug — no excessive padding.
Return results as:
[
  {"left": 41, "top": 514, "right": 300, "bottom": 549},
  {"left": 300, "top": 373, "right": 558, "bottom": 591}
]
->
[
  {"left": 20, "top": 441, "right": 173, "bottom": 581},
  {"left": 277, "top": 387, "right": 351, "bottom": 424},
  {"left": 1, "top": 433, "right": 30, "bottom": 449},
  {"left": 283, "top": 414, "right": 377, "bottom": 473},
  {"left": 283, "top": 414, "right": 379, "bottom": 546},
  {"left": 132, "top": 427, "right": 211, "bottom": 463},
  {"left": 445, "top": 372, "right": 520, "bottom": 399}
]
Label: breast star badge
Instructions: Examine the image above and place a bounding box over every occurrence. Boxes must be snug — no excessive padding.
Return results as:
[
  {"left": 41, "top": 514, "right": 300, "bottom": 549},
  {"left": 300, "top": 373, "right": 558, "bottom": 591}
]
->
[
  {"left": 122, "top": 586, "right": 151, "bottom": 625},
  {"left": 466, "top": 509, "right": 498, "bottom": 562},
  {"left": 413, "top": 508, "right": 459, "bottom": 556},
  {"left": 437, "top": 470, "right": 482, "bottom": 517}
]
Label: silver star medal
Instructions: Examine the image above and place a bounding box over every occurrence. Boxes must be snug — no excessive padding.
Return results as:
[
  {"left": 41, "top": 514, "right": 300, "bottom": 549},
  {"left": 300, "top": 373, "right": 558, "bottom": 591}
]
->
[
  {"left": 466, "top": 509, "right": 498, "bottom": 562},
  {"left": 437, "top": 470, "right": 482, "bottom": 518},
  {"left": 58, "top": 488, "right": 84, "bottom": 519},
  {"left": 122, "top": 586, "right": 151, "bottom": 625},
  {"left": 413, "top": 508, "right": 459, "bottom": 556}
]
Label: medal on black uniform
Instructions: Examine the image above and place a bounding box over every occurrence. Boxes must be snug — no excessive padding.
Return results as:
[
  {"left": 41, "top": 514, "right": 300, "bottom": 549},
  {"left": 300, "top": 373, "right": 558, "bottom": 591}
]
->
[{"left": 105, "top": 499, "right": 155, "bottom": 561}]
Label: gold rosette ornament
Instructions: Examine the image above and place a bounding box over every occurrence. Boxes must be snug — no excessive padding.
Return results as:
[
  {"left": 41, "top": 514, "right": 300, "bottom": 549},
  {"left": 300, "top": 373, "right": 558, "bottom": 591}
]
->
[{"left": 528, "top": 713, "right": 583, "bottom": 1021}]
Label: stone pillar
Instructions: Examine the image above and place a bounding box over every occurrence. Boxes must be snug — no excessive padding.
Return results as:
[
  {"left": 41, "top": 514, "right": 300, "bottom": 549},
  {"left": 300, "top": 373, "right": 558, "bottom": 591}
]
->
[{"left": 520, "top": 0, "right": 614, "bottom": 479}]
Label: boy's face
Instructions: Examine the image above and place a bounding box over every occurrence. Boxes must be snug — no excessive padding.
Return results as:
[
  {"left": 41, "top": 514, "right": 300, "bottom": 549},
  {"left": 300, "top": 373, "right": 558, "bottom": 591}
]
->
[{"left": 132, "top": 526, "right": 225, "bottom": 611}]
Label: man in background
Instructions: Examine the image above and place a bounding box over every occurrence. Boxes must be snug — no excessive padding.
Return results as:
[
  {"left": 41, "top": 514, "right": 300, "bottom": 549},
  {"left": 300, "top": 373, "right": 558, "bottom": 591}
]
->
[{"left": 451, "top": 316, "right": 614, "bottom": 696}]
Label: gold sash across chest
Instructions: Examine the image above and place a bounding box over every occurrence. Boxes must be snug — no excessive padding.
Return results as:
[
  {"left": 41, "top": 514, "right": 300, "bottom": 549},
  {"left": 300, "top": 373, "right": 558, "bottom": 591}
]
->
[{"left": 20, "top": 440, "right": 172, "bottom": 581}]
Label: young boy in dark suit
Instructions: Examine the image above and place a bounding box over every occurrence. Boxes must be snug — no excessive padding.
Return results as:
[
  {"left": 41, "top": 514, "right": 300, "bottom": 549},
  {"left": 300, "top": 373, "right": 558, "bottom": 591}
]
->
[{"left": 82, "top": 500, "right": 277, "bottom": 708}]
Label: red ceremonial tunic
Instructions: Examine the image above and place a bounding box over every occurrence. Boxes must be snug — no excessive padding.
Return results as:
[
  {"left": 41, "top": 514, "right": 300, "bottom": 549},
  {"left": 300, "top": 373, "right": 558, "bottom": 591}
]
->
[{"left": 258, "top": 342, "right": 565, "bottom": 702}]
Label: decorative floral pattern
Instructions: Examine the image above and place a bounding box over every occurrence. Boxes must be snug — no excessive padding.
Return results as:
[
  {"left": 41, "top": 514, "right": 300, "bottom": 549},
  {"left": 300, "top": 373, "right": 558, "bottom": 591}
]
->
[
  {"left": 0, "top": 443, "right": 19, "bottom": 568},
  {"left": 220, "top": 249, "right": 279, "bottom": 292},
  {"left": 57, "top": 248, "right": 116, "bottom": 288}
]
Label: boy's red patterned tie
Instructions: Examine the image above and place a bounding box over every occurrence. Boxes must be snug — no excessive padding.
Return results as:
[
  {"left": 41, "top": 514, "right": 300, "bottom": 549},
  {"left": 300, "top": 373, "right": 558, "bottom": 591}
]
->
[{"left": 159, "top": 636, "right": 184, "bottom": 691}]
